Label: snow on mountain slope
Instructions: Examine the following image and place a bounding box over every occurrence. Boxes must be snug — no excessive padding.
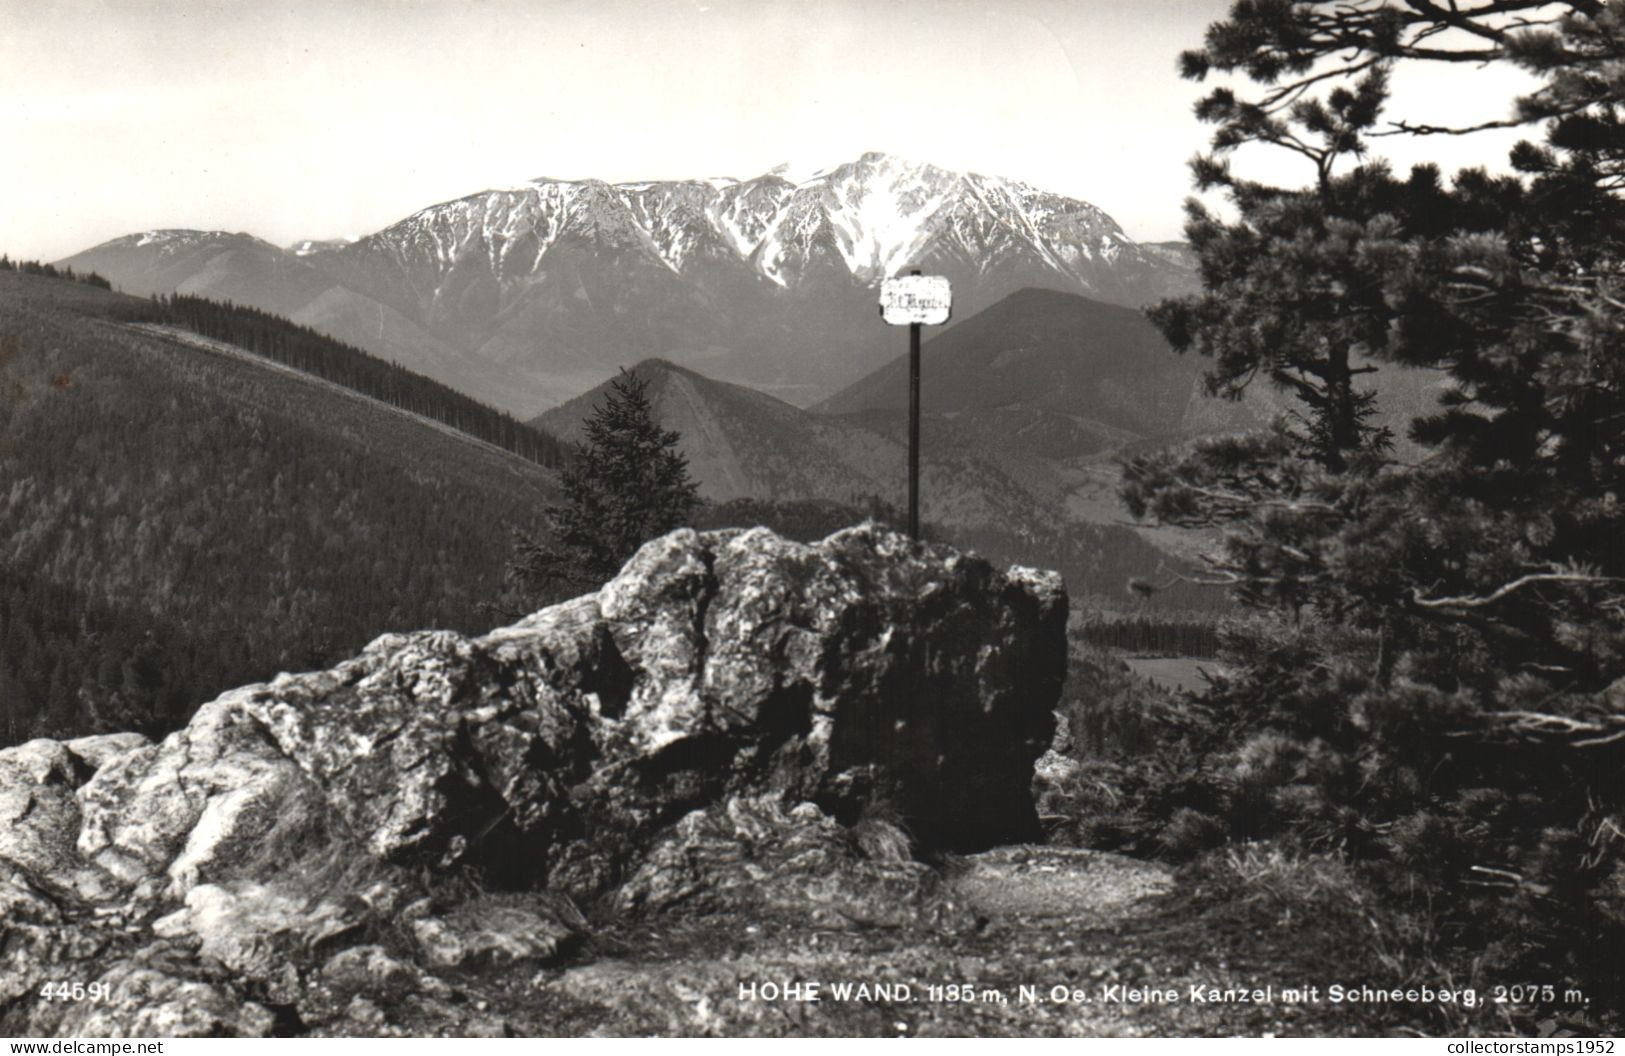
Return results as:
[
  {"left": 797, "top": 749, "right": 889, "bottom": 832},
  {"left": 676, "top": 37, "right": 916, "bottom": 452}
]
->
[
  {"left": 311, "top": 152, "right": 1166, "bottom": 295},
  {"left": 294, "top": 153, "right": 1195, "bottom": 405}
]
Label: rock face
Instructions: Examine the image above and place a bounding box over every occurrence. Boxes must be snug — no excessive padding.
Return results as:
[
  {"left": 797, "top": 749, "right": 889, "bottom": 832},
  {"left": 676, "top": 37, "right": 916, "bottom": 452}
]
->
[{"left": 0, "top": 525, "right": 1066, "bottom": 1036}]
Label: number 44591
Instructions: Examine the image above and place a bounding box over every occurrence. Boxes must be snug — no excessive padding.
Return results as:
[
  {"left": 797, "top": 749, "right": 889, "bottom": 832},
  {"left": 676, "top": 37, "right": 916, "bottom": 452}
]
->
[{"left": 38, "top": 981, "right": 110, "bottom": 1003}]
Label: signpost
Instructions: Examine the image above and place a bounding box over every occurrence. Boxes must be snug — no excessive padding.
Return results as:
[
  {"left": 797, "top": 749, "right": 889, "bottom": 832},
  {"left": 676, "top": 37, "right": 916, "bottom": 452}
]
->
[{"left": 879, "top": 270, "right": 952, "bottom": 539}]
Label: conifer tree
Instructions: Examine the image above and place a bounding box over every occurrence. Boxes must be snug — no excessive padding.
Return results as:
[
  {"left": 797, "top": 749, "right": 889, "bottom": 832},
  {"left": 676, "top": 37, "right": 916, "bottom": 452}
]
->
[
  {"left": 1123, "top": 1, "right": 1625, "bottom": 998},
  {"left": 509, "top": 369, "right": 699, "bottom": 602}
]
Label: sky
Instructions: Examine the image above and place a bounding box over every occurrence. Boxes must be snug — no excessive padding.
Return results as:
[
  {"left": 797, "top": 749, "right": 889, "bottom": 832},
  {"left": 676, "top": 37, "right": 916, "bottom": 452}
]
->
[{"left": 2, "top": 0, "right": 1542, "bottom": 262}]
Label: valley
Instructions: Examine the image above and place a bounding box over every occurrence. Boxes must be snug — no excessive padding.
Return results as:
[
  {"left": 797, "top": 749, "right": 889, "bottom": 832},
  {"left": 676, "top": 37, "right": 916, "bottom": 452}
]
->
[
  {"left": 49, "top": 155, "right": 1394, "bottom": 625},
  {"left": 0, "top": 257, "right": 1243, "bottom": 753},
  {"left": 15, "top": 189, "right": 1453, "bottom": 739}
]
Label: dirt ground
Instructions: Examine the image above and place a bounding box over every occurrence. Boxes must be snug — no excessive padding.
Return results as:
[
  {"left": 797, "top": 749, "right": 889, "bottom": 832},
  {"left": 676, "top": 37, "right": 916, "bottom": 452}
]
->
[{"left": 434, "top": 846, "right": 1471, "bottom": 1038}]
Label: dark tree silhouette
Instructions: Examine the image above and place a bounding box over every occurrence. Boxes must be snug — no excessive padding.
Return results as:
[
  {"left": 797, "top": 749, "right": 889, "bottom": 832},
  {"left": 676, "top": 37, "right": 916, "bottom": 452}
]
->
[
  {"left": 1117, "top": 1, "right": 1625, "bottom": 1010},
  {"left": 509, "top": 369, "right": 699, "bottom": 603}
]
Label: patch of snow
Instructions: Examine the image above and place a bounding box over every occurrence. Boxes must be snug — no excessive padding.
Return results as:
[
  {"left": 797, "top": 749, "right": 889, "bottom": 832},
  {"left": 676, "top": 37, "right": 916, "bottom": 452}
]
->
[{"left": 767, "top": 159, "right": 833, "bottom": 185}]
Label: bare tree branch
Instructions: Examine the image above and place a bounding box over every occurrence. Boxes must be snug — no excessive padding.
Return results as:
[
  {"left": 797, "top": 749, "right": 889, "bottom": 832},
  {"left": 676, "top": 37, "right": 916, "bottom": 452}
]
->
[
  {"left": 1372, "top": 116, "right": 1529, "bottom": 136},
  {"left": 1412, "top": 572, "right": 1623, "bottom": 608},
  {"left": 1488, "top": 709, "right": 1625, "bottom": 746}
]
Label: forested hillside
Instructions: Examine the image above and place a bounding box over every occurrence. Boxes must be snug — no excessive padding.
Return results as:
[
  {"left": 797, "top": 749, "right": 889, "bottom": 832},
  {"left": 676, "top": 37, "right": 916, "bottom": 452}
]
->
[{"left": 0, "top": 270, "right": 559, "bottom": 743}]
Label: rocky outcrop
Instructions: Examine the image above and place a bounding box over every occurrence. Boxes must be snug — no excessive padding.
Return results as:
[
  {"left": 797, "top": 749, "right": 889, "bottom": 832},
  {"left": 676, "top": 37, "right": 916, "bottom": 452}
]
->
[{"left": 0, "top": 525, "right": 1066, "bottom": 1036}]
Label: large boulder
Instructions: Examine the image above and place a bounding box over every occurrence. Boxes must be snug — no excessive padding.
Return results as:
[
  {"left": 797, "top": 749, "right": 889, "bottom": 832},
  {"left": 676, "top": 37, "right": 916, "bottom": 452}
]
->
[
  {"left": 0, "top": 524, "right": 1068, "bottom": 1036},
  {"left": 101, "top": 524, "right": 1063, "bottom": 898},
  {"left": 0, "top": 739, "right": 121, "bottom": 903},
  {"left": 76, "top": 698, "right": 317, "bottom": 896}
]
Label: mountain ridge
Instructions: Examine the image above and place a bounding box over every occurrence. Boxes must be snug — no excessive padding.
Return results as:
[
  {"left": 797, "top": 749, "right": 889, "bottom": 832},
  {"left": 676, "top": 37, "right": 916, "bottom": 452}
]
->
[{"left": 62, "top": 153, "right": 1199, "bottom": 414}]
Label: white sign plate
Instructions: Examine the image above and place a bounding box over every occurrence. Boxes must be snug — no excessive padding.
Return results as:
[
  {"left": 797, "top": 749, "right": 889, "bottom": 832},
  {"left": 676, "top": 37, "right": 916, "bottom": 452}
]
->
[{"left": 880, "top": 274, "right": 952, "bottom": 326}]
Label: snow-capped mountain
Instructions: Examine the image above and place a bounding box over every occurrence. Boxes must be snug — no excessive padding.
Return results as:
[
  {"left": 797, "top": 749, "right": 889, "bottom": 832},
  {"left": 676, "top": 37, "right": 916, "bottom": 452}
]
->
[
  {"left": 63, "top": 153, "right": 1197, "bottom": 413},
  {"left": 319, "top": 152, "right": 1173, "bottom": 298}
]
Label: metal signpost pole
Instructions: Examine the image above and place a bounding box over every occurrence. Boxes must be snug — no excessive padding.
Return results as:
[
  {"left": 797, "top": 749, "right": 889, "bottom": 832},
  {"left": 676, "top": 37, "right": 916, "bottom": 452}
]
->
[
  {"left": 908, "top": 269, "right": 921, "bottom": 540},
  {"left": 878, "top": 270, "right": 950, "bottom": 543}
]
